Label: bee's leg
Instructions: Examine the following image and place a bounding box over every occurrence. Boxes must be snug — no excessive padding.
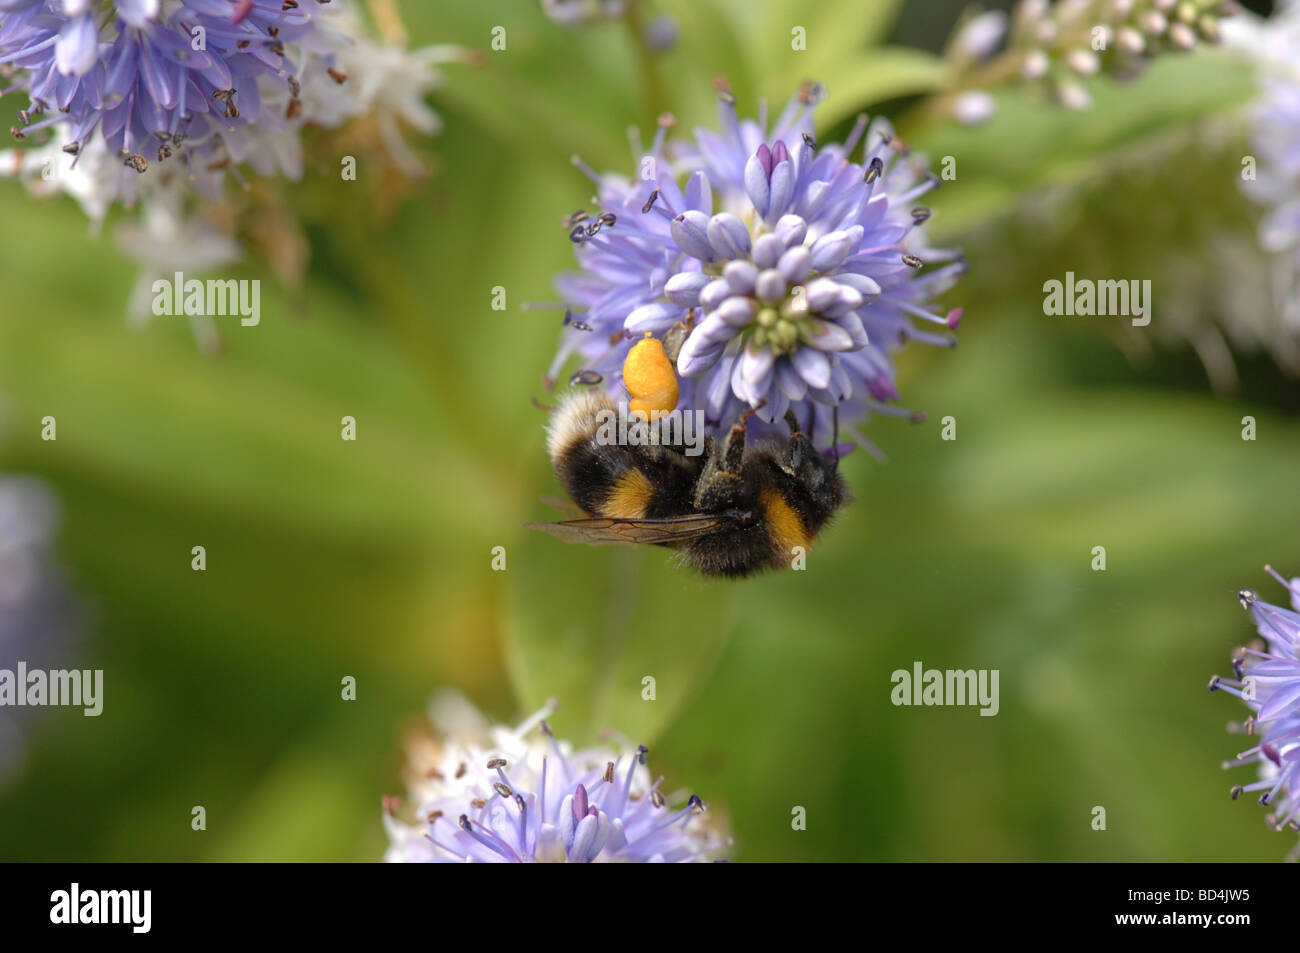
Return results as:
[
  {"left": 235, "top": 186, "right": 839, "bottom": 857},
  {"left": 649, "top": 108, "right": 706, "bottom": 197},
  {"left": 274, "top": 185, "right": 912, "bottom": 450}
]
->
[
  {"left": 783, "top": 407, "right": 814, "bottom": 470},
  {"left": 783, "top": 407, "right": 802, "bottom": 435},
  {"left": 661, "top": 312, "right": 696, "bottom": 366},
  {"left": 721, "top": 401, "right": 765, "bottom": 473}
]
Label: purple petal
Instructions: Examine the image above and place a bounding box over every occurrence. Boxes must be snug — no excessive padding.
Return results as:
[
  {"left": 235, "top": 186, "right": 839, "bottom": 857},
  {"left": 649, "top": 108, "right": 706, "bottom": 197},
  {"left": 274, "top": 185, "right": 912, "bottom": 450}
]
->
[
  {"left": 55, "top": 15, "right": 98, "bottom": 76},
  {"left": 625, "top": 302, "right": 681, "bottom": 333},
  {"left": 677, "top": 330, "right": 726, "bottom": 377},
  {"left": 571, "top": 813, "right": 600, "bottom": 862},
  {"left": 1259, "top": 679, "right": 1300, "bottom": 722},
  {"left": 866, "top": 371, "right": 900, "bottom": 401},
  {"left": 751, "top": 233, "right": 783, "bottom": 270},
  {"left": 835, "top": 311, "right": 871, "bottom": 349},
  {"left": 791, "top": 347, "right": 831, "bottom": 389},
  {"left": 804, "top": 277, "right": 841, "bottom": 312},
  {"left": 774, "top": 214, "right": 807, "bottom": 248},
  {"left": 835, "top": 272, "right": 882, "bottom": 298},
  {"left": 766, "top": 159, "right": 794, "bottom": 222},
  {"left": 704, "top": 357, "right": 736, "bottom": 416},
  {"left": 700, "top": 277, "right": 732, "bottom": 311},
  {"left": 819, "top": 285, "right": 864, "bottom": 319},
  {"left": 670, "top": 211, "right": 716, "bottom": 263},
  {"left": 684, "top": 170, "right": 713, "bottom": 214},
  {"left": 558, "top": 795, "right": 577, "bottom": 850},
  {"left": 722, "top": 260, "right": 757, "bottom": 296},
  {"left": 136, "top": 33, "right": 178, "bottom": 109},
  {"left": 755, "top": 269, "right": 786, "bottom": 303},
  {"left": 730, "top": 352, "right": 752, "bottom": 404},
  {"left": 741, "top": 343, "right": 774, "bottom": 386},
  {"left": 693, "top": 311, "right": 738, "bottom": 346},
  {"left": 802, "top": 317, "right": 855, "bottom": 351},
  {"left": 116, "top": 0, "right": 160, "bottom": 28},
  {"left": 743, "top": 152, "right": 771, "bottom": 219},
  {"left": 707, "top": 212, "right": 751, "bottom": 259},
  {"left": 716, "top": 295, "right": 756, "bottom": 327},
  {"left": 664, "top": 271, "right": 710, "bottom": 307},
  {"left": 777, "top": 246, "right": 812, "bottom": 284},
  {"left": 810, "top": 229, "right": 859, "bottom": 272},
  {"left": 775, "top": 359, "right": 808, "bottom": 400}
]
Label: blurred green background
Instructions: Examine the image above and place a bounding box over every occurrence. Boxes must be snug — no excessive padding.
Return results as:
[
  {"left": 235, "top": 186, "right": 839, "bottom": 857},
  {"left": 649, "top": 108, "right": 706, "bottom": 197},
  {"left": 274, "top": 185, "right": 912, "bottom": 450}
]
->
[{"left": 1, "top": 0, "right": 1297, "bottom": 861}]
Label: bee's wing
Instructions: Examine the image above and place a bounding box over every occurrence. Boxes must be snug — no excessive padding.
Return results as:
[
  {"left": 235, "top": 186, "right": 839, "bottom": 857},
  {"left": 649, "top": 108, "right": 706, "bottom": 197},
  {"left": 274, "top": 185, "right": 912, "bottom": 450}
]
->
[
  {"left": 538, "top": 494, "right": 587, "bottom": 520},
  {"left": 526, "top": 514, "right": 733, "bottom": 547}
]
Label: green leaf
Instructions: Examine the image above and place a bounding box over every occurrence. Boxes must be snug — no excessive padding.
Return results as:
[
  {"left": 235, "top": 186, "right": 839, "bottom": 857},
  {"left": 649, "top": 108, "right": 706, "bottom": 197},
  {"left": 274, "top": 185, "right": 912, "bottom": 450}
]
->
[
  {"left": 803, "top": 0, "right": 905, "bottom": 64},
  {"left": 798, "top": 48, "right": 946, "bottom": 129},
  {"left": 744, "top": 0, "right": 903, "bottom": 75},
  {"left": 908, "top": 49, "right": 1257, "bottom": 238}
]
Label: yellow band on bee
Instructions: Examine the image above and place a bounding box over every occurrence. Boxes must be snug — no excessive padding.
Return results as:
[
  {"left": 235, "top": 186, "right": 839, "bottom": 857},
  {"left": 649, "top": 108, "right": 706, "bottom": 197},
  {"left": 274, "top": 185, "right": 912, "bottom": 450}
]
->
[{"left": 623, "top": 332, "right": 679, "bottom": 421}]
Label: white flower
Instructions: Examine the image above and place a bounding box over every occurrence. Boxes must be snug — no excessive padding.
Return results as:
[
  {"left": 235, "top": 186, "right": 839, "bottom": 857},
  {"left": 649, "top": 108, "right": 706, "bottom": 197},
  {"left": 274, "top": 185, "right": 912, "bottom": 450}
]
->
[
  {"left": 383, "top": 692, "right": 730, "bottom": 863},
  {"left": 0, "top": 476, "right": 82, "bottom": 788},
  {"left": 1228, "top": 1, "right": 1300, "bottom": 334}
]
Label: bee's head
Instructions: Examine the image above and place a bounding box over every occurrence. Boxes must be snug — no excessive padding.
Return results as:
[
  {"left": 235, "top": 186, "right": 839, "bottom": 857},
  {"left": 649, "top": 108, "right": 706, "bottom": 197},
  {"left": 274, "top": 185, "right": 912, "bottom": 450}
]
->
[
  {"left": 785, "top": 431, "right": 828, "bottom": 486},
  {"left": 782, "top": 430, "right": 847, "bottom": 516}
]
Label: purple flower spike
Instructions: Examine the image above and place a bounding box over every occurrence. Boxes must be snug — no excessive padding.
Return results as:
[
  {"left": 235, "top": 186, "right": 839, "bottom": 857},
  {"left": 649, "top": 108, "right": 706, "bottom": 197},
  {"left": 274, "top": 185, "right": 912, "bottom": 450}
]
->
[
  {"left": 1, "top": 0, "right": 340, "bottom": 185},
  {"left": 547, "top": 83, "right": 966, "bottom": 457},
  {"left": 1209, "top": 566, "right": 1300, "bottom": 861}
]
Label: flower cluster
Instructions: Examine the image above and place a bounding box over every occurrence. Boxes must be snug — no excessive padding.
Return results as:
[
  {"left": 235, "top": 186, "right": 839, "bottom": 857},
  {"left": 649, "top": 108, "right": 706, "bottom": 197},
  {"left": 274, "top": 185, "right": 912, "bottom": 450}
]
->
[
  {"left": 548, "top": 83, "right": 964, "bottom": 457},
  {"left": 0, "top": 0, "right": 457, "bottom": 345},
  {"left": 384, "top": 693, "right": 729, "bottom": 862},
  {"left": 1228, "top": 0, "right": 1300, "bottom": 339},
  {"left": 940, "top": 0, "right": 1235, "bottom": 120},
  {"left": 1208, "top": 567, "right": 1300, "bottom": 861},
  {"left": 2, "top": 0, "right": 343, "bottom": 188},
  {"left": 0, "top": 475, "right": 82, "bottom": 787}
]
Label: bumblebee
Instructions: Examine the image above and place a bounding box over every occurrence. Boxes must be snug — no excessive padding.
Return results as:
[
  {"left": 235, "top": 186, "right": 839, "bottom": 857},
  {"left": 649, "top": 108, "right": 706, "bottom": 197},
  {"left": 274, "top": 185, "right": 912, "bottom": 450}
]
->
[{"left": 528, "top": 381, "right": 849, "bottom": 578}]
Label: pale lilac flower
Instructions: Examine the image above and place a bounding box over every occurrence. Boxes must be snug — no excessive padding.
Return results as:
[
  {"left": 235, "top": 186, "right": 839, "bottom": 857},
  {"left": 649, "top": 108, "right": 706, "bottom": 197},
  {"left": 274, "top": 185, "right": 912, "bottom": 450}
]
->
[
  {"left": 384, "top": 693, "right": 729, "bottom": 863},
  {"left": 949, "top": 9, "right": 1007, "bottom": 65},
  {"left": 0, "top": 475, "right": 82, "bottom": 787},
  {"left": 1229, "top": 0, "right": 1300, "bottom": 336},
  {"left": 547, "top": 84, "right": 964, "bottom": 456},
  {"left": 1, "top": 1, "right": 456, "bottom": 344},
  {"left": 952, "top": 90, "right": 997, "bottom": 126},
  {"left": 643, "top": 14, "right": 677, "bottom": 52},
  {"left": 1209, "top": 568, "right": 1300, "bottom": 860}
]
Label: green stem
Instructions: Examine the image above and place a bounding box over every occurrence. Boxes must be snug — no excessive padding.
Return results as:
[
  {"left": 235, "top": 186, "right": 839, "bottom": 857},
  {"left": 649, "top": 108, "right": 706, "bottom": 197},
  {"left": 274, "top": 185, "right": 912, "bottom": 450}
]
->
[{"left": 624, "top": 0, "right": 669, "bottom": 129}]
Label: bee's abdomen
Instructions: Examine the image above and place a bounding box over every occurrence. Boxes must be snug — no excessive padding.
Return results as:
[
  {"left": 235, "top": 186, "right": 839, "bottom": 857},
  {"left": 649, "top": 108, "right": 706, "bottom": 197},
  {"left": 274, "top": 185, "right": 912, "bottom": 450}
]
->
[
  {"left": 547, "top": 391, "right": 704, "bottom": 521},
  {"left": 552, "top": 437, "right": 651, "bottom": 519},
  {"left": 682, "top": 528, "right": 773, "bottom": 578},
  {"left": 681, "top": 489, "right": 813, "bottom": 578},
  {"left": 758, "top": 486, "right": 813, "bottom": 559}
]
